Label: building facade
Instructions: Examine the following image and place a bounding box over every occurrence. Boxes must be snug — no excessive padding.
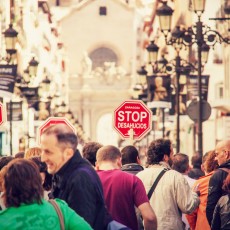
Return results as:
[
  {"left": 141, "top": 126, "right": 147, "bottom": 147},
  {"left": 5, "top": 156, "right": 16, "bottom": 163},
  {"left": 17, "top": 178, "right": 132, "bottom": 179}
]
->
[{"left": 59, "top": 0, "right": 143, "bottom": 144}]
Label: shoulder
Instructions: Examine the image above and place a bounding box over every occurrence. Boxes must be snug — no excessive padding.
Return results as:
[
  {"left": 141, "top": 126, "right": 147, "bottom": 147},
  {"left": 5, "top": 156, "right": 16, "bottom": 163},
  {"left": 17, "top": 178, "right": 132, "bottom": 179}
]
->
[
  {"left": 218, "top": 194, "right": 229, "bottom": 204},
  {"left": 53, "top": 199, "right": 78, "bottom": 215},
  {"left": 71, "top": 164, "right": 98, "bottom": 180},
  {"left": 53, "top": 199, "right": 93, "bottom": 229},
  {"left": 54, "top": 198, "right": 68, "bottom": 207},
  {"left": 210, "top": 168, "right": 228, "bottom": 183},
  {"left": 65, "top": 166, "right": 100, "bottom": 192},
  {"left": 165, "top": 168, "right": 184, "bottom": 179},
  {"left": 216, "top": 195, "right": 230, "bottom": 211},
  {"left": 136, "top": 167, "right": 157, "bottom": 177},
  {"left": 165, "top": 170, "right": 192, "bottom": 188}
]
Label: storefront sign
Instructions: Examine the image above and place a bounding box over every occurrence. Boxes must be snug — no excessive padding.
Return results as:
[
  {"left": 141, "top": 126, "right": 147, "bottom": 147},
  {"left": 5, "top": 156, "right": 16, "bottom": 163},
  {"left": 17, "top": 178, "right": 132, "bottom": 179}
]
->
[{"left": 0, "top": 65, "right": 17, "bottom": 97}]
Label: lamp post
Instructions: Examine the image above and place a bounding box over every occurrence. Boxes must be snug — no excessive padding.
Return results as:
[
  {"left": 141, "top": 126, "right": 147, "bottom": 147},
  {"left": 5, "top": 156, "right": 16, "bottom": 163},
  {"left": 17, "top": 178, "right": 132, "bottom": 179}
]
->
[
  {"left": 20, "top": 57, "right": 40, "bottom": 147},
  {"left": 145, "top": 42, "right": 174, "bottom": 139},
  {"left": 156, "top": 0, "right": 230, "bottom": 156},
  {"left": 146, "top": 39, "right": 194, "bottom": 152},
  {"left": 3, "top": 24, "right": 18, "bottom": 155}
]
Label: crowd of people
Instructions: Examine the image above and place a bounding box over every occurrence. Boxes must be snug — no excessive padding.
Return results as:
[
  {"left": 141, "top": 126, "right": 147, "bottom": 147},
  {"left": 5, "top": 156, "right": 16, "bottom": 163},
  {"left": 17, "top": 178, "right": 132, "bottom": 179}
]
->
[{"left": 0, "top": 123, "right": 229, "bottom": 230}]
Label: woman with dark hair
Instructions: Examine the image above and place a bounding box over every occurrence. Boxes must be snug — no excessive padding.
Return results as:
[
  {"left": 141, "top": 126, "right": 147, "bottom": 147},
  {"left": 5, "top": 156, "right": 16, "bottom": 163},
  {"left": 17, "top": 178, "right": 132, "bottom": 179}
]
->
[
  {"left": 0, "top": 158, "right": 92, "bottom": 230},
  {"left": 0, "top": 156, "right": 14, "bottom": 210},
  {"left": 29, "top": 156, "right": 52, "bottom": 199},
  {"left": 211, "top": 172, "right": 230, "bottom": 230}
]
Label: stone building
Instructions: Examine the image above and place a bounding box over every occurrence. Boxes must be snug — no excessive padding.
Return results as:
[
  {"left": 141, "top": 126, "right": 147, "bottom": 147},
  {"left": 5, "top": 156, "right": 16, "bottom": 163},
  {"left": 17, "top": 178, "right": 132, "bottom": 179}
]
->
[{"left": 58, "top": 0, "right": 143, "bottom": 144}]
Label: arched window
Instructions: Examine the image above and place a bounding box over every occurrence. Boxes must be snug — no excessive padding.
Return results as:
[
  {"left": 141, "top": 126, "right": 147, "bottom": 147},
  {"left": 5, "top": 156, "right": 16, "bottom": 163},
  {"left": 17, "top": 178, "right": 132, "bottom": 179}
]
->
[{"left": 89, "top": 47, "right": 118, "bottom": 70}]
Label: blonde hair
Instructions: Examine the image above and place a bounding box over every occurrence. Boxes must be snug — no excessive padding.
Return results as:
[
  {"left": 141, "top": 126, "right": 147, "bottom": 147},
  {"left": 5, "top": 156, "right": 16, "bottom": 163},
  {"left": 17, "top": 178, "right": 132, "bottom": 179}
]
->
[{"left": 24, "top": 147, "right": 42, "bottom": 159}]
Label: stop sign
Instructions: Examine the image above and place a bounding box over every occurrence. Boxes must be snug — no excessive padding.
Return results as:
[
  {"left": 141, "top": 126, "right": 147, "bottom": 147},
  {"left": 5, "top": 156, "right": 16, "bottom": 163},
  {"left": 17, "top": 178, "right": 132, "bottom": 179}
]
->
[
  {"left": 113, "top": 100, "right": 152, "bottom": 140},
  {"left": 37, "top": 117, "right": 76, "bottom": 144},
  {"left": 0, "top": 102, "right": 3, "bottom": 125}
]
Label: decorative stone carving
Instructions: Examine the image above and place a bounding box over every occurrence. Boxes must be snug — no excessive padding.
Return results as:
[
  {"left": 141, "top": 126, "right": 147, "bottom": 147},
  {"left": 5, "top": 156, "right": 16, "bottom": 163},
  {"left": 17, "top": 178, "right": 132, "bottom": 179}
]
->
[
  {"left": 92, "top": 61, "right": 126, "bottom": 85},
  {"left": 81, "top": 51, "right": 92, "bottom": 77}
]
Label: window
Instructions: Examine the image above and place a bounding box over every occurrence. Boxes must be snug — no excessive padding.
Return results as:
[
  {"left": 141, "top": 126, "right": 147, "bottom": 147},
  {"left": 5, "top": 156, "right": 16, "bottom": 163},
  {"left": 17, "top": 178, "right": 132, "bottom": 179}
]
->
[
  {"left": 215, "top": 82, "right": 224, "bottom": 99},
  {"left": 99, "top": 6, "right": 107, "bottom": 16}
]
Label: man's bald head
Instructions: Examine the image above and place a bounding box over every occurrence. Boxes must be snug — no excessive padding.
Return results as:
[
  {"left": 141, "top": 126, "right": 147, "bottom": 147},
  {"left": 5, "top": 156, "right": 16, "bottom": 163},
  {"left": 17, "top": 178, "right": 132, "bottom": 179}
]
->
[
  {"left": 215, "top": 139, "right": 230, "bottom": 165},
  {"left": 216, "top": 140, "right": 230, "bottom": 151}
]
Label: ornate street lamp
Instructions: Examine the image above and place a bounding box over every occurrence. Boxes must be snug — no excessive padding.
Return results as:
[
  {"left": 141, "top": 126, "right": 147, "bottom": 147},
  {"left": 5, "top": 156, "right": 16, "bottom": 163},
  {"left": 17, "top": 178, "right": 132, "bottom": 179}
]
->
[
  {"left": 146, "top": 41, "right": 159, "bottom": 64},
  {"left": 157, "top": 55, "right": 168, "bottom": 72},
  {"left": 64, "top": 109, "right": 74, "bottom": 120},
  {"left": 28, "top": 57, "right": 39, "bottom": 77},
  {"left": 40, "top": 75, "right": 51, "bottom": 98},
  {"left": 60, "top": 101, "right": 67, "bottom": 111},
  {"left": 201, "top": 43, "right": 210, "bottom": 64},
  {"left": 156, "top": 1, "right": 174, "bottom": 36},
  {"left": 137, "top": 66, "right": 148, "bottom": 86},
  {"left": 156, "top": 0, "right": 230, "bottom": 156},
  {"left": 42, "top": 75, "right": 51, "bottom": 91},
  {"left": 4, "top": 24, "right": 18, "bottom": 56},
  {"left": 23, "top": 68, "right": 30, "bottom": 83},
  {"left": 55, "top": 101, "right": 67, "bottom": 116},
  {"left": 225, "top": 0, "right": 230, "bottom": 13},
  {"left": 191, "top": 0, "right": 206, "bottom": 15}
]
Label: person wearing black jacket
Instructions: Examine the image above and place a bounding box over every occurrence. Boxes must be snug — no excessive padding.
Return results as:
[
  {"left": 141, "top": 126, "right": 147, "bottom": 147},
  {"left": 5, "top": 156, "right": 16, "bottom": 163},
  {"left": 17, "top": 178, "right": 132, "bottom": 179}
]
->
[
  {"left": 40, "top": 124, "right": 110, "bottom": 230},
  {"left": 121, "top": 145, "right": 144, "bottom": 175},
  {"left": 206, "top": 140, "right": 230, "bottom": 226},
  {"left": 211, "top": 172, "right": 230, "bottom": 230}
]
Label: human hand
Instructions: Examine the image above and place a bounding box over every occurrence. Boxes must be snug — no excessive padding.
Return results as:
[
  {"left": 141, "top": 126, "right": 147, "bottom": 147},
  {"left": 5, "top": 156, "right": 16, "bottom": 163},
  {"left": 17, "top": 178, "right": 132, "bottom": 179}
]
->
[{"left": 193, "top": 183, "right": 200, "bottom": 196}]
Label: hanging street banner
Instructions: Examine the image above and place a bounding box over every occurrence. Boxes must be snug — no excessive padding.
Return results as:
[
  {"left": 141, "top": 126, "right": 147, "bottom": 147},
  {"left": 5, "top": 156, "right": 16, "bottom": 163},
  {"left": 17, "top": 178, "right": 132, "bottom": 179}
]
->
[
  {"left": 6, "top": 101, "right": 23, "bottom": 121},
  {"left": 187, "top": 75, "right": 210, "bottom": 101},
  {"left": 170, "top": 94, "right": 187, "bottom": 115},
  {"left": 0, "top": 65, "right": 17, "bottom": 98},
  {"left": 20, "top": 86, "right": 40, "bottom": 107},
  {"left": 146, "top": 74, "right": 172, "bottom": 115},
  {"left": 146, "top": 74, "right": 172, "bottom": 102}
]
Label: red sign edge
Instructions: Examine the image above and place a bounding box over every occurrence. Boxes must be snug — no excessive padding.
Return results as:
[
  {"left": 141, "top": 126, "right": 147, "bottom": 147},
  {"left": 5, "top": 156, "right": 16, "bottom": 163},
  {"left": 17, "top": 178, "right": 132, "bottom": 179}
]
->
[
  {"left": 37, "top": 117, "right": 76, "bottom": 145},
  {"left": 0, "top": 102, "right": 6, "bottom": 126}
]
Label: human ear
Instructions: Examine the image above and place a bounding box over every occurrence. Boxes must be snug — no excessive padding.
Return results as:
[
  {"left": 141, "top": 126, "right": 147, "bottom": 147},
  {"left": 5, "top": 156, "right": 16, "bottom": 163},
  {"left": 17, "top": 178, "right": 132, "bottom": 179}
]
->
[
  {"left": 163, "top": 154, "right": 169, "bottom": 162},
  {"left": 225, "top": 150, "right": 230, "bottom": 160},
  {"left": 64, "top": 148, "right": 74, "bottom": 159},
  {"left": 137, "top": 156, "right": 141, "bottom": 164},
  {"left": 117, "top": 157, "right": 122, "bottom": 168},
  {"left": 95, "top": 162, "right": 99, "bottom": 170}
]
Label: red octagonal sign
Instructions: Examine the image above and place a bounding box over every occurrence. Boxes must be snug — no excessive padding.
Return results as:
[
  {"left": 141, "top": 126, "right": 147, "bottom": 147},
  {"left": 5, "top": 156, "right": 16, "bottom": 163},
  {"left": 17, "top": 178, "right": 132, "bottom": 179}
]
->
[
  {"left": 0, "top": 102, "right": 3, "bottom": 125},
  {"left": 37, "top": 117, "right": 76, "bottom": 144},
  {"left": 113, "top": 100, "right": 152, "bottom": 140}
]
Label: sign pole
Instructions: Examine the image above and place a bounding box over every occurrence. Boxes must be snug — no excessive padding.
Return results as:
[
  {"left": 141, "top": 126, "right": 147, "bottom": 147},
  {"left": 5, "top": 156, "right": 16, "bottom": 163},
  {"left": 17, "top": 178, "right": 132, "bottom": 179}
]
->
[
  {"left": 10, "top": 100, "right": 13, "bottom": 156},
  {"left": 162, "top": 108, "right": 165, "bottom": 138},
  {"left": 128, "top": 128, "right": 134, "bottom": 145}
]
